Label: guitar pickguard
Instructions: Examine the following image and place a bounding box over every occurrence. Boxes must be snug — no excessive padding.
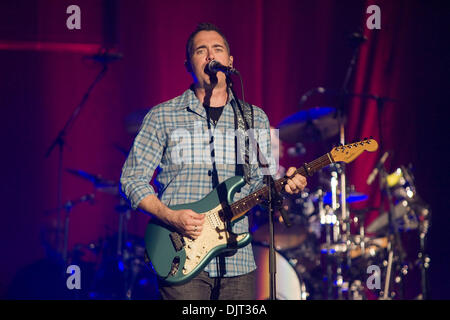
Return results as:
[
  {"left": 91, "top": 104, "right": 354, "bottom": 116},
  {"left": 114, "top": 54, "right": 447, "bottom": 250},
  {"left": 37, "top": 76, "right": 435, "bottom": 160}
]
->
[{"left": 182, "top": 204, "right": 247, "bottom": 275}]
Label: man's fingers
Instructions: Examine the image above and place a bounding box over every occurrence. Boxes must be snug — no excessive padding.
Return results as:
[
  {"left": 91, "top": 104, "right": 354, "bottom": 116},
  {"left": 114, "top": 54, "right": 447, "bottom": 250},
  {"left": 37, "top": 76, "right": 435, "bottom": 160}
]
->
[
  {"left": 284, "top": 184, "right": 293, "bottom": 194},
  {"left": 286, "top": 167, "right": 296, "bottom": 177},
  {"left": 286, "top": 179, "right": 297, "bottom": 191},
  {"left": 293, "top": 175, "right": 307, "bottom": 189},
  {"left": 186, "top": 210, "right": 205, "bottom": 221}
]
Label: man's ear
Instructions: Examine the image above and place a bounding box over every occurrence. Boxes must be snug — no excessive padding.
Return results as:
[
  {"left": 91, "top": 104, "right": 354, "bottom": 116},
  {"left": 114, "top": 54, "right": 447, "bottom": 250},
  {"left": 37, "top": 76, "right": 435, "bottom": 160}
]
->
[
  {"left": 184, "top": 60, "right": 193, "bottom": 73},
  {"left": 229, "top": 55, "right": 234, "bottom": 68}
]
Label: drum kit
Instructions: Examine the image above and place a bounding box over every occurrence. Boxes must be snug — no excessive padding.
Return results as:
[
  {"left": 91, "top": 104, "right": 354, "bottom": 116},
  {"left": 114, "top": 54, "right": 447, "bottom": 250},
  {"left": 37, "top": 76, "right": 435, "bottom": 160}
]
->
[
  {"left": 37, "top": 164, "right": 161, "bottom": 300},
  {"left": 250, "top": 103, "right": 431, "bottom": 300}
]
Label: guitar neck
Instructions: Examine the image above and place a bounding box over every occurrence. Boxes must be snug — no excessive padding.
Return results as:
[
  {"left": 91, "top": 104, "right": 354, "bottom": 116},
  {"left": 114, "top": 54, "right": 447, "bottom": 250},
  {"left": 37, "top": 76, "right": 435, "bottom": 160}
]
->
[{"left": 228, "top": 152, "right": 334, "bottom": 221}]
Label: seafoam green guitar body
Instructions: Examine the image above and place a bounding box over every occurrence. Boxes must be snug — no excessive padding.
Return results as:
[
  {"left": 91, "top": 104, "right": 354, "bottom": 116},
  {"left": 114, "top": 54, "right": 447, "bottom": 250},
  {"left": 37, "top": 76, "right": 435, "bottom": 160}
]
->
[{"left": 145, "top": 176, "right": 252, "bottom": 285}]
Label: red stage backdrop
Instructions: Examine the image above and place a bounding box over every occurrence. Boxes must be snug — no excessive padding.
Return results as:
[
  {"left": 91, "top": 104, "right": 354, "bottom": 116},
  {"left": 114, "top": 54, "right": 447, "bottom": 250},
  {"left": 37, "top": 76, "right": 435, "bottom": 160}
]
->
[{"left": 0, "top": 0, "right": 448, "bottom": 298}]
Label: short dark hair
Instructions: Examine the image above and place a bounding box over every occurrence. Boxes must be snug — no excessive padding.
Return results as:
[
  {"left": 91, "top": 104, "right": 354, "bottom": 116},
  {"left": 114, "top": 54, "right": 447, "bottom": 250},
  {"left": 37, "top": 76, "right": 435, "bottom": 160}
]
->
[{"left": 185, "top": 22, "right": 230, "bottom": 63}]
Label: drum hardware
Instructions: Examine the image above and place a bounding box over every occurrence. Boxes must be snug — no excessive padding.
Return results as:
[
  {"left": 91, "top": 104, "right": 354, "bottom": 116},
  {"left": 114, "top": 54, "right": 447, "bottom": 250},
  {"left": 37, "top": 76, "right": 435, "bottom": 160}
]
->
[
  {"left": 364, "top": 163, "right": 431, "bottom": 299},
  {"left": 45, "top": 62, "right": 110, "bottom": 263},
  {"left": 64, "top": 166, "right": 158, "bottom": 299},
  {"left": 374, "top": 158, "right": 407, "bottom": 299},
  {"left": 380, "top": 242, "right": 394, "bottom": 300},
  {"left": 274, "top": 31, "right": 410, "bottom": 299},
  {"left": 66, "top": 168, "right": 134, "bottom": 295},
  {"left": 350, "top": 280, "right": 365, "bottom": 300},
  {"left": 44, "top": 193, "right": 96, "bottom": 264},
  {"left": 66, "top": 168, "right": 120, "bottom": 195},
  {"left": 316, "top": 185, "right": 338, "bottom": 299}
]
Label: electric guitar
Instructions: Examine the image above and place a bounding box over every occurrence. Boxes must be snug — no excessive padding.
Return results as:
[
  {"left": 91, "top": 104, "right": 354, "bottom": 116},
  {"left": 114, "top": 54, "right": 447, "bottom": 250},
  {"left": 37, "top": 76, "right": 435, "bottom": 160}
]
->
[{"left": 144, "top": 138, "right": 378, "bottom": 285}]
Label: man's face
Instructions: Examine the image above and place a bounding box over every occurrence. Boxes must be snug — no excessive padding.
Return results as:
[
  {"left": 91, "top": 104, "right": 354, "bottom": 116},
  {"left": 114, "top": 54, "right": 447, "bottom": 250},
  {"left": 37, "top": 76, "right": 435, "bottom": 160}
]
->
[{"left": 187, "top": 30, "right": 233, "bottom": 87}]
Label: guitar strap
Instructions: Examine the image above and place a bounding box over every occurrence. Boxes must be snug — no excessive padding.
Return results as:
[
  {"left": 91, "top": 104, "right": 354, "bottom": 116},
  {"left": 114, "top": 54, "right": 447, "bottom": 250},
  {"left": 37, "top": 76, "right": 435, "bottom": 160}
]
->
[{"left": 231, "top": 98, "right": 254, "bottom": 184}]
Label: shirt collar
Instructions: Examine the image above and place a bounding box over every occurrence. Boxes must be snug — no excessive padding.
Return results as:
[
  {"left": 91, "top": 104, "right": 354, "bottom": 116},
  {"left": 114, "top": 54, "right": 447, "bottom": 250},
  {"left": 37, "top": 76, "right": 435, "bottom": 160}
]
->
[{"left": 177, "top": 85, "right": 237, "bottom": 112}]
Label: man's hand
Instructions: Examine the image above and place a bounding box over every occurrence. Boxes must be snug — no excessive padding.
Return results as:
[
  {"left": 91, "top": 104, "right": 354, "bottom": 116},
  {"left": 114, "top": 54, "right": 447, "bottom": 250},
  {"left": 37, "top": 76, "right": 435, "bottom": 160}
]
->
[
  {"left": 138, "top": 195, "right": 205, "bottom": 240},
  {"left": 284, "top": 167, "right": 307, "bottom": 194},
  {"left": 166, "top": 208, "right": 205, "bottom": 240}
]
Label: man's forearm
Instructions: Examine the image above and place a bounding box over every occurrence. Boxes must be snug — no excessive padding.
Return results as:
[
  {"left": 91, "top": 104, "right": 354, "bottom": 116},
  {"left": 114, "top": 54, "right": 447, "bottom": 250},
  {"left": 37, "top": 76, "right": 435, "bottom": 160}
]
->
[{"left": 138, "top": 194, "right": 173, "bottom": 224}]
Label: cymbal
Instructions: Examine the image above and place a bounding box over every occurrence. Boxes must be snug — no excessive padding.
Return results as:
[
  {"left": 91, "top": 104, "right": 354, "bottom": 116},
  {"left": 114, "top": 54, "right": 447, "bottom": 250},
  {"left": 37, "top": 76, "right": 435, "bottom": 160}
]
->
[
  {"left": 277, "top": 107, "right": 340, "bottom": 143},
  {"left": 323, "top": 191, "right": 368, "bottom": 205},
  {"left": 312, "top": 191, "right": 368, "bottom": 204},
  {"left": 66, "top": 169, "right": 119, "bottom": 195}
]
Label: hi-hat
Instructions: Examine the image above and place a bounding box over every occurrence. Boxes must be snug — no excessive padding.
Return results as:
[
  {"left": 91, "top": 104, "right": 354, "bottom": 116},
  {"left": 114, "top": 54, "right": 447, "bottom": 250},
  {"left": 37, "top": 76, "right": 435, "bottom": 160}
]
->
[{"left": 277, "top": 107, "right": 340, "bottom": 143}]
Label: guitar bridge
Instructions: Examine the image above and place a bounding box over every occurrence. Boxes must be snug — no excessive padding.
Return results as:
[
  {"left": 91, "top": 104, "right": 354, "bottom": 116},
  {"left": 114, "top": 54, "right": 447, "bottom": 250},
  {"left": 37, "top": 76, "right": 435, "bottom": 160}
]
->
[{"left": 169, "top": 256, "right": 180, "bottom": 276}]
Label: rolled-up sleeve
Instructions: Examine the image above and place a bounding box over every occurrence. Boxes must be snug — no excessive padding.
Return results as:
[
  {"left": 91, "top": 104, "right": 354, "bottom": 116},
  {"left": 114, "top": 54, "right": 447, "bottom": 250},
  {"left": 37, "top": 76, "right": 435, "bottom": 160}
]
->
[{"left": 120, "top": 109, "right": 165, "bottom": 210}]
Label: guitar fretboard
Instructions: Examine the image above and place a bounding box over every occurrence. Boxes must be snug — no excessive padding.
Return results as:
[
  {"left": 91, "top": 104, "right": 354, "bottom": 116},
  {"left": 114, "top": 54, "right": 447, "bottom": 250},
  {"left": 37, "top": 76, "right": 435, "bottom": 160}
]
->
[{"left": 228, "top": 153, "right": 334, "bottom": 221}]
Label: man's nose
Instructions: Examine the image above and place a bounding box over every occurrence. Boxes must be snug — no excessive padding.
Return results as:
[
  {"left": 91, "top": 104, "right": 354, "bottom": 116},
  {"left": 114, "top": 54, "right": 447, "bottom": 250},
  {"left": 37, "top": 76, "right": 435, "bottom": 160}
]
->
[{"left": 206, "top": 49, "right": 215, "bottom": 62}]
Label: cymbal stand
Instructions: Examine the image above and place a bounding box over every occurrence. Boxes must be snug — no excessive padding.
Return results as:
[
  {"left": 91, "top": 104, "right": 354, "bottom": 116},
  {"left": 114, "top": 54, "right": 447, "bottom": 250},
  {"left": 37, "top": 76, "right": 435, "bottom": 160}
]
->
[
  {"left": 378, "top": 165, "right": 407, "bottom": 299},
  {"left": 381, "top": 241, "right": 394, "bottom": 300},
  {"left": 320, "top": 168, "right": 343, "bottom": 299},
  {"left": 318, "top": 188, "right": 334, "bottom": 300},
  {"left": 330, "top": 166, "right": 349, "bottom": 300},
  {"left": 335, "top": 33, "right": 367, "bottom": 279},
  {"left": 328, "top": 32, "right": 367, "bottom": 299},
  {"left": 57, "top": 194, "right": 95, "bottom": 263},
  {"left": 115, "top": 197, "right": 133, "bottom": 298},
  {"left": 115, "top": 197, "right": 131, "bottom": 258},
  {"left": 45, "top": 64, "right": 108, "bottom": 262},
  {"left": 418, "top": 217, "right": 431, "bottom": 299}
]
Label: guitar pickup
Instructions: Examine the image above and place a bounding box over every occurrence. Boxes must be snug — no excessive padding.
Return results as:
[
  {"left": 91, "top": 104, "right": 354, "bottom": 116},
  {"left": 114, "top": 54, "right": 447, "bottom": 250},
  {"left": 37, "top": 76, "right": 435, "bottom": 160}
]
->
[{"left": 170, "top": 232, "right": 185, "bottom": 252}]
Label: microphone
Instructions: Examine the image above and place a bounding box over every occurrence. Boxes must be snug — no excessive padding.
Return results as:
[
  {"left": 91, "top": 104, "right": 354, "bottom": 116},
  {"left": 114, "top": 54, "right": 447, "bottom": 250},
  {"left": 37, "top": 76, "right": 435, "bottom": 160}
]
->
[
  {"left": 347, "top": 31, "right": 368, "bottom": 47},
  {"left": 205, "top": 60, "right": 239, "bottom": 75},
  {"left": 85, "top": 50, "right": 123, "bottom": 63},
  {"left": 366, "top": 151, "right": 389, "bottom": 185}
]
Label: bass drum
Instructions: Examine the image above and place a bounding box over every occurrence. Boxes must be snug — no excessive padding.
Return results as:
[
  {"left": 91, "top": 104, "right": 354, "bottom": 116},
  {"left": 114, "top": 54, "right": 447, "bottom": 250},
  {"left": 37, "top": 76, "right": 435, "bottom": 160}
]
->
[{"left": 253, "top": 243, "right": 308, "bottom": 300}]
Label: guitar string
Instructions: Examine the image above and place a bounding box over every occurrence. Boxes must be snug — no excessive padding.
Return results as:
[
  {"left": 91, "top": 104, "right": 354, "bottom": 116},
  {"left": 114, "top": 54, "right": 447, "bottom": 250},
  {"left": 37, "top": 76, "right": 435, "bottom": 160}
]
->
[
  {"left": 223, "top": 140, "right": 372, "bottom": 219},
  {"left": 229, "top": 154, "right": 332, "bottom": 215}
]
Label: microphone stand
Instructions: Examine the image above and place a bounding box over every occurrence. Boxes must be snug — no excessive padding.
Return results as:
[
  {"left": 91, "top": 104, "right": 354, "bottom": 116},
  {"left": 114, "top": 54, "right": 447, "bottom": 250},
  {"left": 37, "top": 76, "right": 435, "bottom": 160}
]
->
[
  {"left": 265, "top": 174, "right": 291, "bottom": 300},
  {"left": 229, "top": 79, "right": 289, "bottom": 300},
  {"left": 45, "top": 64, "right": 108, "bottom": 264}
]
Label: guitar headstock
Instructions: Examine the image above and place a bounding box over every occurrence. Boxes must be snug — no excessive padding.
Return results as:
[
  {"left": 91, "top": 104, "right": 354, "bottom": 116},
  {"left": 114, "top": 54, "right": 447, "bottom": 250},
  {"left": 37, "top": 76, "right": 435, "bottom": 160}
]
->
[{"left": 330, "top": 138, "right": 379, "bottom": 164}]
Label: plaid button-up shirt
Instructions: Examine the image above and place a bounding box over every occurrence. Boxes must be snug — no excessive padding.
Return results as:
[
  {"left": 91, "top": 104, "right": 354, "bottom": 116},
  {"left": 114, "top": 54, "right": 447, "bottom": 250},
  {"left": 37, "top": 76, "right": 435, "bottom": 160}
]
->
[{"left": 120, "top": 87, "right": 274, "bottom": 277}]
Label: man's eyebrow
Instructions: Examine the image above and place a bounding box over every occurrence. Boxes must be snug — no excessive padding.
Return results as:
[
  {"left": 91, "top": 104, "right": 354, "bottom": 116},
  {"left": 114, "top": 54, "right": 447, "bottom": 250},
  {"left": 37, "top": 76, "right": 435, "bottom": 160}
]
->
[
  {"left": 194, "top": 45, "right": 207, "bottom": 51},
  {"left": 194, "top": 43, "right": 225, "bottom": 51}
]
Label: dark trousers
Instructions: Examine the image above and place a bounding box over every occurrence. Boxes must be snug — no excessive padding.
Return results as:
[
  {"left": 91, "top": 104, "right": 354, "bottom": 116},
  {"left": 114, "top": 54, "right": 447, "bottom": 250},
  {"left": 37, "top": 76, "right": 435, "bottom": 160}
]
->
[{"left": 158, "top": 271, "right": 256, "bottom": 300}]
